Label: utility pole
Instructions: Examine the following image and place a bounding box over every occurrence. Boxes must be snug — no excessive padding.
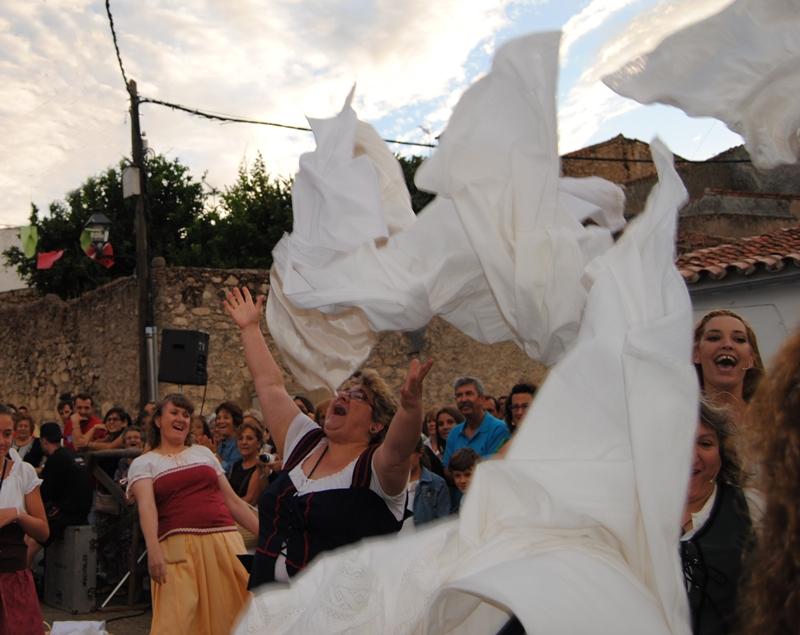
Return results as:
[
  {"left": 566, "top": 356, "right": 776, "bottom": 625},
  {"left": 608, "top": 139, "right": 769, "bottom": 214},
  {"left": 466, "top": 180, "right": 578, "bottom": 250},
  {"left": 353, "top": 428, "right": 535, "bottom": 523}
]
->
[{"left": 127, "top": 79, "right": 152, "bottom": 408}]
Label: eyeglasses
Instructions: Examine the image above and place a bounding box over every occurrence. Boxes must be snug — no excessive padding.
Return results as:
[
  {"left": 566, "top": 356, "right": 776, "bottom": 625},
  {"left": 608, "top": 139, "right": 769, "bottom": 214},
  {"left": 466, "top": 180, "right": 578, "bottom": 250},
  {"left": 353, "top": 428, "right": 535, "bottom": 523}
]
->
[
  {"left": 338, "top": 388, "right": 373, "bottom": 409},
  {"left": 510, "top": 404, "right": 530, "bottom": 411}
]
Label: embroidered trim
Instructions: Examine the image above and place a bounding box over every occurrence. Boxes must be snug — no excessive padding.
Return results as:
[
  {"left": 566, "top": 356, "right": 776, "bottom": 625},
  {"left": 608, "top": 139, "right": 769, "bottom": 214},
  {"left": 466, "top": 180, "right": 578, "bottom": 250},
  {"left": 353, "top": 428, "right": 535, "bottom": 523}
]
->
[
  {"left": 158, "top": 525, "right": 238, "bottom": 541},
  {"left": 152, "top": 462, "right": 218, "bottom": 483}
]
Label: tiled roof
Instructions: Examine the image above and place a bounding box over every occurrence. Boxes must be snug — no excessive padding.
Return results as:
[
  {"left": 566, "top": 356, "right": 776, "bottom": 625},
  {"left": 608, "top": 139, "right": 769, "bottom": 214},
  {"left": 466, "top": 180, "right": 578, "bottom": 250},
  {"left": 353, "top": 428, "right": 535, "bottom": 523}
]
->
[{"left": 677, "top": 227, "right": 800, "bottom": 284}]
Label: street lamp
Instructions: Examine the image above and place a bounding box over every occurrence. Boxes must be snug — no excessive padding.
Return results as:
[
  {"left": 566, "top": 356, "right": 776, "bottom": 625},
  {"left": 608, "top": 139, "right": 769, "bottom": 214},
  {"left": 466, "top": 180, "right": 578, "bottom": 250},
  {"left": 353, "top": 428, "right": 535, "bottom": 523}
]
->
[{"left": 84, "top": 213, "right": 112, "bottom": 251}]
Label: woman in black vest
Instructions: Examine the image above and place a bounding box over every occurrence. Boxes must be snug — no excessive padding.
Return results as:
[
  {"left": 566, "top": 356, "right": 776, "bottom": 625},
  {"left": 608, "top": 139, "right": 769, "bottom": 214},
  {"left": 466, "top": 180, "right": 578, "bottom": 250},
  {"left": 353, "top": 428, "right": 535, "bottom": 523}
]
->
[
  {"left": 680, "top": 400, "right": 754, "bottom": 635},
  {"left": 224, "top": 287, "right": 432, "bottom": 588}
]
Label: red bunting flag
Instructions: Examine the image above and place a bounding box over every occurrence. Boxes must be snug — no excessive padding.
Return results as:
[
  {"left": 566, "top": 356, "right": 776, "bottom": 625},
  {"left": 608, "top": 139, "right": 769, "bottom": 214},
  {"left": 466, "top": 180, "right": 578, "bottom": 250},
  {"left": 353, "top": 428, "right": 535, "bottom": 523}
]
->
[
  {"left": 84, "top": 242, "right": 115, "bottom": 269},
  {"left": 36, "top": 250, "right": 64, "bottom": 270}
]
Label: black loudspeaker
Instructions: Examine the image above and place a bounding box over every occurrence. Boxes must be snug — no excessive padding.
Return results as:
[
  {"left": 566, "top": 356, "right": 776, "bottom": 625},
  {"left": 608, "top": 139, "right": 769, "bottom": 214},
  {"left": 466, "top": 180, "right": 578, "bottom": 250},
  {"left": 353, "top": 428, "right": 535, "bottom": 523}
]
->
[{"left": 158, "top": 329, "right": 209, "bottom": 386}]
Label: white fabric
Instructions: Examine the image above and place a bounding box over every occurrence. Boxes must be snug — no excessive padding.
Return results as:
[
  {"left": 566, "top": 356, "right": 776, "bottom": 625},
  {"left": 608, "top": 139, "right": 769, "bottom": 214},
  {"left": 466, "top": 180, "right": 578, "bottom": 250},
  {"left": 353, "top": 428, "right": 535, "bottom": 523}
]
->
[
  {"left": 266, "top": 31, "right": 626, "bottom": 393},
  {"left": 603, "top": 0, "right": 800, "bottom": 170},
  {"left": 0, "top": 449, "right": 42, "bottom": 514},
  {"left": 125, "top": 445, "right": 223, "bottom": 496},
  {"left": 282, "top": 413, "right": 406, "bottom": 522},
  {"left": 235, "top": 36, "right": 696, "bottom": 635}
]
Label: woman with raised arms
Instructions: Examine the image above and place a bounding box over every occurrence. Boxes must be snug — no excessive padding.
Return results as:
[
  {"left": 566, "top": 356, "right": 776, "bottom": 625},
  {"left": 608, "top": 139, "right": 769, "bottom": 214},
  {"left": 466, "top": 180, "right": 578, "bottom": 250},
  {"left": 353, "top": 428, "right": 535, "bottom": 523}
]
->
[{"left": 224, "top": 287, "right": 432, "bottom": 588}]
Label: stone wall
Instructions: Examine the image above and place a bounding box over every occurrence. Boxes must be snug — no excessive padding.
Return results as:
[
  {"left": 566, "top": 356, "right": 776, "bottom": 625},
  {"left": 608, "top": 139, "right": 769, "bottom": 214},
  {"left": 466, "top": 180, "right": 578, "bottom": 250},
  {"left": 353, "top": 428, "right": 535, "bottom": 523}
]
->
[
  {"left": 561, "top": 135, "right": 660, "bottom": 185},
  {"left": 0, "top": 277, "right": 140, "bottom": 421},
  {"left": 0, "top": 262, "right": 545, "bottom": 423},
  {"left": 151, "top": 260, "right": 546, "bottom": 416}
]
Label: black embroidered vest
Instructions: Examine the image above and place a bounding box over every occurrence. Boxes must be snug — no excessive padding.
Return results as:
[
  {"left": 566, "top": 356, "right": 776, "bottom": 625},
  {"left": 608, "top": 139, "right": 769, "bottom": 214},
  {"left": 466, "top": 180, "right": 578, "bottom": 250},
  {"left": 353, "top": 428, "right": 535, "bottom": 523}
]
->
[
  {"left": 249, "top": 428, "right": 403, "bottom": 589},
  {"left": 680, "top": 481, "right": 753, "bottom": 635}
]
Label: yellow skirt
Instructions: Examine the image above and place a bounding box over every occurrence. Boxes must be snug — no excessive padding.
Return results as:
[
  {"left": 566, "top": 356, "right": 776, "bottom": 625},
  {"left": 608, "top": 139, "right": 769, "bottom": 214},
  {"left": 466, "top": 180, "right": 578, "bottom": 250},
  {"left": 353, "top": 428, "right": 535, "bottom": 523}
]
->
[{"left": 150, "top": 530, "right": 250, "bottom": 635}]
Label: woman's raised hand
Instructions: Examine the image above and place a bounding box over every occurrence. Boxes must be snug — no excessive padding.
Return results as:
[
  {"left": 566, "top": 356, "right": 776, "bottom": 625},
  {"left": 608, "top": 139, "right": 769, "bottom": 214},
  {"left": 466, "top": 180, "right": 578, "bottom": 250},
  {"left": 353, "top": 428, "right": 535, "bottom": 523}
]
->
[
  {"left": 223, "top": 287, "right": 264, "bottom": 330},
  {"left": 399, "top": 358, "right": 434, "bottom": 411}
]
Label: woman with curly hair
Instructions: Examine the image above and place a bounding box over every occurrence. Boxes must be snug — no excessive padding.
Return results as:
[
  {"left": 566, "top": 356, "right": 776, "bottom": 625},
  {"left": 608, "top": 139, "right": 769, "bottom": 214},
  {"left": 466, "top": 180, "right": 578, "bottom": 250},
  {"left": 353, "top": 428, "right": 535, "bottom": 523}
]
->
[
  {"left": 224, "top": 287, "right": 432, "bottom": 588},
  {"left": 679, "top": 399, "right": 758, "bottom": 635},
  {"left": 693, "top": 310, "right": 765, "bottom": 423},
  {"left": 738, "top": 328, "right": 800, "bottom": 635}
]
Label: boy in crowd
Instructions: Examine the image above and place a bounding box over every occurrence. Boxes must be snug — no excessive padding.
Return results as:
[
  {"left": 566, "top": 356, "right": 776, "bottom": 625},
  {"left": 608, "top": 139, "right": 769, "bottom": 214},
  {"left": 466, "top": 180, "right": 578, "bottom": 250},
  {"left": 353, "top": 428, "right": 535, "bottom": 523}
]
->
[{"left": 449, "top": 448, "right": 480, "bottom": 513}]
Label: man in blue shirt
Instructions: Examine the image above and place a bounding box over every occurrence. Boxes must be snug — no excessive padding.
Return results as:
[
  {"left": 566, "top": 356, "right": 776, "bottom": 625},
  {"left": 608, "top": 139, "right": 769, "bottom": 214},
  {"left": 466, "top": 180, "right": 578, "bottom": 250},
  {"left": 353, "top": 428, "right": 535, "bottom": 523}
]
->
[{"left": 442, "top": 376, "right": 510, "bottom": 468}]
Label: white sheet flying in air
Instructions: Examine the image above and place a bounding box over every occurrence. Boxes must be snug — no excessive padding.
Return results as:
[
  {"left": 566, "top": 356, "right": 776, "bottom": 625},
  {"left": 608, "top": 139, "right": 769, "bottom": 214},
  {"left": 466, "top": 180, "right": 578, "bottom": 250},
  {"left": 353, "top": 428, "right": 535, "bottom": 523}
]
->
[
  {"left": 235, "top": 134, "right": 695, "bottom": 635},
  {"left": 603, "top": 0, "right": 800, "bottom": 170},
  {"left": 267, "top": 32, "right": 625, "bottom": 392}
]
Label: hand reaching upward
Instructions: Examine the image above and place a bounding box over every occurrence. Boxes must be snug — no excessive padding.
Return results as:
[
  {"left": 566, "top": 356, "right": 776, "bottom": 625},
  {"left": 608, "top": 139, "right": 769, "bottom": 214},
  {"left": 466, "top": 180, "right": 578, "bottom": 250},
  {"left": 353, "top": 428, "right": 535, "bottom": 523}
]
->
[
  {"left": 399, "top": 358, "right": 434, "bottom": 411},
  {"left": 224, "top": 287, "right": 265, "bottom": 330}
]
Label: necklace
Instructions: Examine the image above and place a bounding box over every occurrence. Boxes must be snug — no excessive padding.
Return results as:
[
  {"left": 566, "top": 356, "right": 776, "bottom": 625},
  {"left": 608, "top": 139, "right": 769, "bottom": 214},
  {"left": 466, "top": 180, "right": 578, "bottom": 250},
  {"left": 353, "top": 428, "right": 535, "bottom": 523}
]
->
[{"left": 306, "top": 445, "right": 329, "bottom": 479}]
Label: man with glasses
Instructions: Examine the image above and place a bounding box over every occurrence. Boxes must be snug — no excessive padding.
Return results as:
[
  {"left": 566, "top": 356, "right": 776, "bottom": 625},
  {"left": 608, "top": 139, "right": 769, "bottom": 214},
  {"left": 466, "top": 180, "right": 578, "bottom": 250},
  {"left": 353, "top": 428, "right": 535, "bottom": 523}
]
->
[{"left": 507, "top": 383, "right": 537, "bottom": 434}]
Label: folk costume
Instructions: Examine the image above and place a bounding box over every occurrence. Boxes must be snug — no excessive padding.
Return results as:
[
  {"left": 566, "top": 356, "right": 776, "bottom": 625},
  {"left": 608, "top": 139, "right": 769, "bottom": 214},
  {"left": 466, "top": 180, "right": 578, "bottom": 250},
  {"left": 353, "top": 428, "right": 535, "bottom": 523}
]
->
[
  {"left": 0, "top": 450, "right": 44, "bottom": 635},
  {"left": 127, "top": 445, "right": 249, "bottom": 635},
  {"left": 249, "top": 413, "right": 405, "bottom": 588}
]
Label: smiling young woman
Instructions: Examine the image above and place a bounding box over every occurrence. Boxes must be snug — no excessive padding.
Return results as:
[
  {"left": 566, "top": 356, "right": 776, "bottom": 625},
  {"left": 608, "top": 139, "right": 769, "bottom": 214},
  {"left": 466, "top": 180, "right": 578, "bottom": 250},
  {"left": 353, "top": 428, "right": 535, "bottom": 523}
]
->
[
  {"left": 693, "top": 309, "right": 765, "bottom": 421},
  {"left": 127, "top": 394, "right": 258, "bottom": 635}
]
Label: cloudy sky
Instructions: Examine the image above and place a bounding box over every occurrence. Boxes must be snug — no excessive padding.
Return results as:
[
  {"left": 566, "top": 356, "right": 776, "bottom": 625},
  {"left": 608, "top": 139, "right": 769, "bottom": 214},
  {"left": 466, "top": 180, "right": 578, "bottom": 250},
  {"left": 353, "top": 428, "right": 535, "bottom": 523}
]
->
[{"left": 0, "top": 0, "right": 739, "bottom": 227}]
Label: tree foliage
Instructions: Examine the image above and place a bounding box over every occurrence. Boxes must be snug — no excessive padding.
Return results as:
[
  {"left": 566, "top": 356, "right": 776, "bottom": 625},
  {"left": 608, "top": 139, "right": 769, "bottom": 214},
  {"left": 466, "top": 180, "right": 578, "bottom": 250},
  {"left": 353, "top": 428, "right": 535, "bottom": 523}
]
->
[
  {"left": 188, "top": 154, "right": 293, "bottom": 269},
  {"left": 397, "top": 154, "right": 435, "bottom": 214},
  {"left": 3, "top": 155, "right": 206, "bottom": 298},
  {"left": 4, "top": 151, "right": 431, "bottom": 299}
]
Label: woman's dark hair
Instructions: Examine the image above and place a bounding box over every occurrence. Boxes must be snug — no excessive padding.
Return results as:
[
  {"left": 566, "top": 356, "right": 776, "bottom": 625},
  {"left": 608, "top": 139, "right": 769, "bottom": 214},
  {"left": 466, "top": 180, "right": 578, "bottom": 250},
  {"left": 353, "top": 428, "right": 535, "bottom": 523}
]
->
[
  {"left": 190, "top": 414, "right": 213, "bottom": 439},
  {"left": 693, "top": 309, "right": 765, "bottom": 402},
  {"left": 698, "top": 398, "right": 741, "bottom": 487},
  {"left": 293, "top": 395, "right": 314, "bottom": 416},
  {"left": 150, "top": 393, "right": 195, "bottom": 449},
  {"left": 104, "top": 406, "right": 132, "bottom": 427},
  {"left": 435, "top": 406, "right": 464, "bottom": 451},
  {"left": 237, "top": 420, "right": 265, "bottom": 445},
  {"left": 314, "top": 399, "right": 331, "bottom": 427},
  {"left": 215, "top": 401, "right": 243, "bottom": 427}
]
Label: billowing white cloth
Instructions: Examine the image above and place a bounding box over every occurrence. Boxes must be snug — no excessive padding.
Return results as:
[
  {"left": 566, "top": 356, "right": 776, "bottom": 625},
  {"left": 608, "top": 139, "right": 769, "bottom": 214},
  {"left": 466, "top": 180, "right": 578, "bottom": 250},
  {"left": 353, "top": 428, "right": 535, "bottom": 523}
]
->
[
  {"left": 234, "top": 137, "right": 695, "bottom": 634},
  {"left": 267, "top": 32, "right": 625, "bottom": 392},
  {"left": 603, "top": 0, "right": 800, "bottom": 170}
]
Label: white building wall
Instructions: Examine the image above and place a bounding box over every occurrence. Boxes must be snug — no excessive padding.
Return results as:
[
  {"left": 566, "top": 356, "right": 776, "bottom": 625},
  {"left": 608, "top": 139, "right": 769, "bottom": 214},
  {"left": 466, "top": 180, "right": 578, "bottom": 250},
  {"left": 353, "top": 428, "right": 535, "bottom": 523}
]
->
[
  {"left": 690, "top": 276, "right": 800, "bottom": 367},
  {"left": 0, "top": 227, "right": 26, "bottom": 292}
]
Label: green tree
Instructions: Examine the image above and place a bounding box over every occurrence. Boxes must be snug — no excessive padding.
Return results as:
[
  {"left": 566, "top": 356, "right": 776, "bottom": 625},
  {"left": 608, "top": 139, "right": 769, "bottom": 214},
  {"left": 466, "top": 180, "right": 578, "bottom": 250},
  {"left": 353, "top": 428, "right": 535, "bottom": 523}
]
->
[
  {"left": 194, "top": 153, "right": 294, "bottom": 269},
  {"left": 3, "top": 154, "right": 207, "bottom": 298},
  {"left": 397, "top": 154, "right": 435, "bottom": 214},
  {"left": 3, "top": 151, "right": 432, "bottom": 299}
]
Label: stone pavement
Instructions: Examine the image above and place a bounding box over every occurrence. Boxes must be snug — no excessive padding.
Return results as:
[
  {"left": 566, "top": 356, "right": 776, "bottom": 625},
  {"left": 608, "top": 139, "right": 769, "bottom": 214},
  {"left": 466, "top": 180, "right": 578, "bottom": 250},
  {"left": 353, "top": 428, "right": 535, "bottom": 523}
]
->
[{"left": 42, "top": 604, "right": 151, "bottom": 635}]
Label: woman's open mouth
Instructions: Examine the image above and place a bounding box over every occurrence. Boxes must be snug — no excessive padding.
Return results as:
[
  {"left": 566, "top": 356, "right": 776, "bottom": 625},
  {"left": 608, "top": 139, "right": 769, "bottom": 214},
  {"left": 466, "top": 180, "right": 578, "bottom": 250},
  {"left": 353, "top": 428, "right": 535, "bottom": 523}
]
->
[{"left": 713, "top": 353, "right": 738, "bottom": 369}]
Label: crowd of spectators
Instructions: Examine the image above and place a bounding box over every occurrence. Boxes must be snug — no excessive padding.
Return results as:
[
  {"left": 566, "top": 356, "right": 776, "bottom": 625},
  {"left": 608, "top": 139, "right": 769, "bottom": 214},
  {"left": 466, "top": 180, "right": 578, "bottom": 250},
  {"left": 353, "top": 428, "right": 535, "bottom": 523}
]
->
[{"left": 1, "top": 305, "right": 798, "bottom": 634}]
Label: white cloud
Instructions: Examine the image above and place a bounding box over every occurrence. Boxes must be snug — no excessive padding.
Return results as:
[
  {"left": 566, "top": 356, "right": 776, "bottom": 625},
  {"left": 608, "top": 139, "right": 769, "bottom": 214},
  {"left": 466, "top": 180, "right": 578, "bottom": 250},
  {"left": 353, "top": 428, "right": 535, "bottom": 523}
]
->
[
  {"left": 593, "top": 0, "right": 735, "bottom": 78},
  {"left": 558, "top": 0, "right": 735, "bottom": 153},
  {"left": 0, "top": 0, "right": 514, "bottom": 225},
  {"left": 560, "top": 0, "right": 639, "bottom": 63}
]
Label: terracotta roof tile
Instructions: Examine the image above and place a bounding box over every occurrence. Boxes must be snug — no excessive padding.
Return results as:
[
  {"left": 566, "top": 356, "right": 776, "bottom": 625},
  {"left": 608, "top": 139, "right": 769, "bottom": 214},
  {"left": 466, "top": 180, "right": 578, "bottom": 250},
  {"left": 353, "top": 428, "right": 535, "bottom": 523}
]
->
[{"left": 676, "top": 227, "right": 800, "bottom": 284}]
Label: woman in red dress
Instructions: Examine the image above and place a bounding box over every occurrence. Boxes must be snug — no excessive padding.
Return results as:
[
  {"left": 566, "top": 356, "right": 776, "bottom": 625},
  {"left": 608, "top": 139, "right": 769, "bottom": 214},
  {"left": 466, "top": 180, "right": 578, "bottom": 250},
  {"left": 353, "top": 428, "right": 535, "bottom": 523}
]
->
[{"left": 128, "top": 394, "right": 258, "bottom": 635}]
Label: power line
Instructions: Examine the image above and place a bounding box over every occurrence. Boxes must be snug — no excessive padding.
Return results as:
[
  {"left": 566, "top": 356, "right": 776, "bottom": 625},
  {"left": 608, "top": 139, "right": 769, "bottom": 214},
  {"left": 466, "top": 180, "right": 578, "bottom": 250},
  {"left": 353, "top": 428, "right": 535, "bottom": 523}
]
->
[
  {"left": 139, "top": 97, "right": 437, "bottom": 148},
  {"left": 105, "top": 0, "right": 129, "bottom": 89},
  {"left": 104, "top": 2, "right": 752, "bottom": 163},
  {"left": 562, "top": 155, "right": 752, "bottom": 164}
]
